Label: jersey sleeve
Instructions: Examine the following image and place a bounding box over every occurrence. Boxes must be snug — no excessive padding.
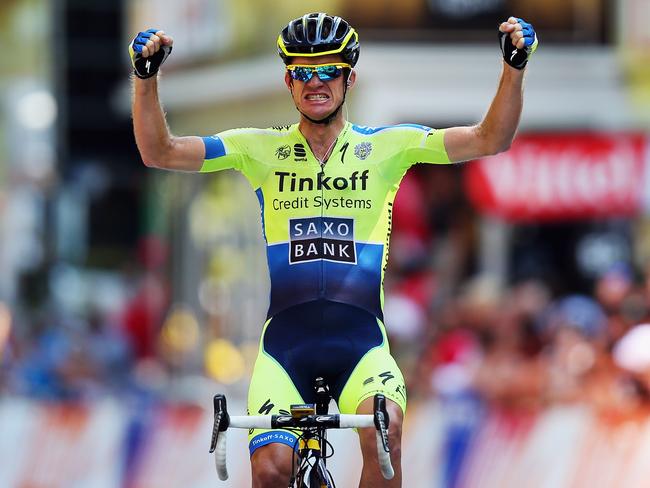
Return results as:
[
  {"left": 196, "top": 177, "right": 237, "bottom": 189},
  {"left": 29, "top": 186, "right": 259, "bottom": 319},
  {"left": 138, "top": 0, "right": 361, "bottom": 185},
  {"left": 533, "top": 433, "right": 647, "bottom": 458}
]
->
[
  {"left": 200, "top": 128, "right": 268, "bottom": 188},
  {"left": 403, "top": 126, "right": 451, "bottom": 166},
  {"left": 201, "top": 129, "right": 246, "bottom": 173},
  {"left": 377, "top": 125, "right": 451, "bottom": 183}
]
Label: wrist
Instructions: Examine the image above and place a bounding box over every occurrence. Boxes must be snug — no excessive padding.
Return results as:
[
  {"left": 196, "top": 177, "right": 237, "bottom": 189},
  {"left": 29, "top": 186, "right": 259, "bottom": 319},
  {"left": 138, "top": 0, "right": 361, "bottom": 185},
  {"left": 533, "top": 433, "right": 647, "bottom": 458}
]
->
[
  {"left": 502, "top": 61, "right": 526, "bottom": 75},
  {"left": 134, "top": 73, "right": 158, "bottom": 93},
  {"left": 501, "top": 62, "right": 526, "bottom": 88}
]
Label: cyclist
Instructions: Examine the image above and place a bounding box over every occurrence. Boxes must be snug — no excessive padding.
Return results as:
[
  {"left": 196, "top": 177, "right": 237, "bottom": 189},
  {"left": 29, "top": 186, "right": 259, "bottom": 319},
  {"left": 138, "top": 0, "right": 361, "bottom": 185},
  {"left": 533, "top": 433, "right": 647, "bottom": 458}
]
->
[{"left": 130, "top": 12, "right": 537, "bottom": 488}]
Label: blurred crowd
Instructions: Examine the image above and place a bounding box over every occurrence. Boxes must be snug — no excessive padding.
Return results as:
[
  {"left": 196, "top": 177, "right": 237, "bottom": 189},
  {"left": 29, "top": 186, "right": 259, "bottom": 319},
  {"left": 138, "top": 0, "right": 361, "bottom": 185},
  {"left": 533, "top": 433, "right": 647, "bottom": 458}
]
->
[
  {"left": 2, "top": 166, "right": 650, "bottom": 426},
  {"left": 0, "top": 237, "right": 174, "bottom": 401},
  {"left": 402, "top": 270, "right": 650, "bottom": 416},
  {"left": 384, "top": 167, "right": 650, "bottom": 423}
]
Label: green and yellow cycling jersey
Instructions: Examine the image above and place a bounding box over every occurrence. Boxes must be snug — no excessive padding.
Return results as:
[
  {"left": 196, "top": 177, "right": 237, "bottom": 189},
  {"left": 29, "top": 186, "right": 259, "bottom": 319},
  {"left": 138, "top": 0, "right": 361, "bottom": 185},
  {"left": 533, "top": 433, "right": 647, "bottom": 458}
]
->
[{"left": 201, "top": 122, "right": 451, "bottom": 320}]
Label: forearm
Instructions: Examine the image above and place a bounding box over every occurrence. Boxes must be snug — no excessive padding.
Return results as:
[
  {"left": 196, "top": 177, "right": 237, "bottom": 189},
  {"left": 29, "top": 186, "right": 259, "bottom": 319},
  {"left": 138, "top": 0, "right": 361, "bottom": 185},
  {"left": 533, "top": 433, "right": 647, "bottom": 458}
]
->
[
  {"left": 476, "top": 63, "right": 525, "bottom": 154},
  {"left": 132, "top": 76, "right": 174, "bottom": 167}
]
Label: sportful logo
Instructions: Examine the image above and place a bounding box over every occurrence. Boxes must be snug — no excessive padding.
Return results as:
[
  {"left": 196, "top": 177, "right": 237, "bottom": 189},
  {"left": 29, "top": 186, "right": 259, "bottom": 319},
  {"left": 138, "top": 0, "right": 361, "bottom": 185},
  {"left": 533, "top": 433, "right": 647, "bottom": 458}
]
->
[
  {"left": 289, "top": 217, "right": 356, "bottom": 264},
  {"left": 275, "top": 145, "right": 291, "bottom": 160},
  {"left": 354, "top": 142, "right": 372, "bottom": 160},
  {"left": 294, "top": 143, "right": 307, "bottom": 162}
]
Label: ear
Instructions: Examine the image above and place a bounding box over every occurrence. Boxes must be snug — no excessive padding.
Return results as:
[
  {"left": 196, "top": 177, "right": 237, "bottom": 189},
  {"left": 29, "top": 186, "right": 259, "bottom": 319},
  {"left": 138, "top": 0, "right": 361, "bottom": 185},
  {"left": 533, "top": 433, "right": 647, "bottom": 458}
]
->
[
  {"left": 284, "top": 71, "right": 293, "bottom": 92},
  {"left": 346, "top": 69, "right": 357, "bottom": 88}
]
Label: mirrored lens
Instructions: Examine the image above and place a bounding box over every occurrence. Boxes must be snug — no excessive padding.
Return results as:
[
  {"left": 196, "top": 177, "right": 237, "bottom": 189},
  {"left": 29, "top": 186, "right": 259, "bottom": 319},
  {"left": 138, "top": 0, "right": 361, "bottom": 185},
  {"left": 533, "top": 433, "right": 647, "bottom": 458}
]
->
[
  {"left": 291, "top": 67, "right": 313, "bottom": 82},
  {"left": 288, "top": 65, "right": 344, "bottom": 82},
  {"left": 315, "top": 65, "right": 342, "bottom": 81}
]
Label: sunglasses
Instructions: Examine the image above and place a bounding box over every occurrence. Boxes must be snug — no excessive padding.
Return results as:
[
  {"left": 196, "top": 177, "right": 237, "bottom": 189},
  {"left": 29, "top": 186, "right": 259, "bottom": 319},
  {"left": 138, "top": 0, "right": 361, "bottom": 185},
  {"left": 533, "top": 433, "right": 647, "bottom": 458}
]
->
[{"left": 286, "top": 63, "right": 351, "bottom": 82}]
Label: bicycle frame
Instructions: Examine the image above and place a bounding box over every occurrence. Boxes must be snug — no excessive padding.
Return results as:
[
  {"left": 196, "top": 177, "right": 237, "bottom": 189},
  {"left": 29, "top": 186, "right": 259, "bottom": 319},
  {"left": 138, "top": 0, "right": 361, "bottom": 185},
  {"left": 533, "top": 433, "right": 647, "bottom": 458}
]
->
[
  {"left": 292, "top": 379, "right": 335, "bottom": 487},
  {"left": 292, "top": 424, "right": 334, "bottom": 487}
]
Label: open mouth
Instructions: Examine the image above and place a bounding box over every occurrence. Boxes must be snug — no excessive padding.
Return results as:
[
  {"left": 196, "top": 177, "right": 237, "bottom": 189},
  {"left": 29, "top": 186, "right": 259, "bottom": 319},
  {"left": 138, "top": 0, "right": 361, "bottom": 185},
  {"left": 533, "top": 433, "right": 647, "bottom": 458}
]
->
[{"left": 305, "top": 94, "right": 329, "bottom": 101}]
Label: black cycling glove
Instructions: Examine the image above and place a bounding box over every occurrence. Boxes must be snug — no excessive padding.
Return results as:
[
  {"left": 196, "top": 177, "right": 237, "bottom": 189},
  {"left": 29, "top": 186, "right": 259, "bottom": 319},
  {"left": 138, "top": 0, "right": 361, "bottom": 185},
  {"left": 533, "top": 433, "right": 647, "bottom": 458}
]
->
[
  {"left": 129, "top": 29, "right": 172, "bottom": 79},
  {"left": 498, "top": 18, "right": 538, "bottom": 70}
]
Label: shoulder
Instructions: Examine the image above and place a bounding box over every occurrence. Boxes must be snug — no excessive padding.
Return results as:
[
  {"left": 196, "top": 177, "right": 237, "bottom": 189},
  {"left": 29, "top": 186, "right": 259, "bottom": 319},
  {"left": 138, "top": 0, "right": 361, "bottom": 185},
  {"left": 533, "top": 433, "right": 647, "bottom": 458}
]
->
[
  {"left": 216, "top": 125, "right": 296, "bottom": 138},
  {"left": 208, "top": 125, "right": 299, "bottom": 150},
  {"left": 267, "top": 124, "right": 296, "bottom": 133},
  {"left": 349, "top": 124, "right": 438, "bottom": 152},
  {"left": 350, "top": 123, "right": 434, "bottom": 137}
]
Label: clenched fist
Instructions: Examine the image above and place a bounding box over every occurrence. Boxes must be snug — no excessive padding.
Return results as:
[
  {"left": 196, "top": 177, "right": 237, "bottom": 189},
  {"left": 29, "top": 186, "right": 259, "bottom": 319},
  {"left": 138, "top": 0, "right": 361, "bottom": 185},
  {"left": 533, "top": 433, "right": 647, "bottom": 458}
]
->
[
  {"left": 498, "top": 17, "right": 538, "bottom": 70},
  {"left": 129, "top": 29, "right": 174, "bottom": 79}
]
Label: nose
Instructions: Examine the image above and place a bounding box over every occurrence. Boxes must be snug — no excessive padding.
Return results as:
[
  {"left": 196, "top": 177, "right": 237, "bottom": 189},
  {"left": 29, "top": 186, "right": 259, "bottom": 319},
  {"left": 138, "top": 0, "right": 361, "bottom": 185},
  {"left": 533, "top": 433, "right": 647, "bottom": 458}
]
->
[{"left": 306, "top": 72, "right": 325, "bottom": 86}]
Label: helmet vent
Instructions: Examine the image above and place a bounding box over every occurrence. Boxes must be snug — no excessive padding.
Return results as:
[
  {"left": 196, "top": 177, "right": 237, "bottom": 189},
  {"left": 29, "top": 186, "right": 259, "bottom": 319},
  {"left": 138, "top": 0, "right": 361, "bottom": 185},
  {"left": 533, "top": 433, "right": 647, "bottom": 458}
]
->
[
  {"left": 335, "top": 22, "right": 347, "bottom": 40},
  {"left": 295, "top": 23, "right": 304, "bottom": 41},
  {"left": 322, "top": 17, "right": 333, "bottom": 39}
]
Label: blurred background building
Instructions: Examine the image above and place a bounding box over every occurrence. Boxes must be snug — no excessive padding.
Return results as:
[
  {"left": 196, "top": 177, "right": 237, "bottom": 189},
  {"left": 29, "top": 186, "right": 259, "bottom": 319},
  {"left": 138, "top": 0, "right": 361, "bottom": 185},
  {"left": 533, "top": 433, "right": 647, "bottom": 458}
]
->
[{"left": 1, "top": 0, "right": 650, "bottom": 486}]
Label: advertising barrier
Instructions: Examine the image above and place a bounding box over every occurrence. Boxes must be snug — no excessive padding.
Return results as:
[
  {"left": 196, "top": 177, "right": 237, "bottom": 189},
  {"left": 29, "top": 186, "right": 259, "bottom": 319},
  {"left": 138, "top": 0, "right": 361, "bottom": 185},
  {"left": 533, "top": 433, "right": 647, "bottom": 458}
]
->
[
  {"left": 465, "top": 133, "right": 649, "bottom": 222},
  {"left": 1, "top": 397, "right": 650, "bottom": 487}
]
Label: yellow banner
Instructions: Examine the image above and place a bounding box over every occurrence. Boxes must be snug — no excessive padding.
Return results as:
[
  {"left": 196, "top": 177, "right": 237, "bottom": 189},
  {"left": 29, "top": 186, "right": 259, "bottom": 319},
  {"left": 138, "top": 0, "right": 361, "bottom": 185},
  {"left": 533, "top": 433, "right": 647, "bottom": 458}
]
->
[{"left": 618, "top": 0, "right": 650, "bottom": 124}]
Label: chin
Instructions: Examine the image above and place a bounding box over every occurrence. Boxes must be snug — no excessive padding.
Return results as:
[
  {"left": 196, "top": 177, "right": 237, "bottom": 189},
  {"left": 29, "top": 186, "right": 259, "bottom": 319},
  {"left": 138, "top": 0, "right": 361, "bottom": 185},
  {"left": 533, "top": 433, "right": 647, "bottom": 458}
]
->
[
  {"left": 302, "top": 106, "right": 335, "bottom": 120},
  {"left": 308, "top": 111, "right": 331, "bottom": 120}
]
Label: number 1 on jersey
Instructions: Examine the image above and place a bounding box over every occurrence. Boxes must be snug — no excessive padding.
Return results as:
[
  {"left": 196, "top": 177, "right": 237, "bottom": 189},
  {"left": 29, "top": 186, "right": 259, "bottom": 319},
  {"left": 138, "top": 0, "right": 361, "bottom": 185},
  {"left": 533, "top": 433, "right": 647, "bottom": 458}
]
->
[{"left": 340, "top": 142, "right": 349, "bottom": 164}]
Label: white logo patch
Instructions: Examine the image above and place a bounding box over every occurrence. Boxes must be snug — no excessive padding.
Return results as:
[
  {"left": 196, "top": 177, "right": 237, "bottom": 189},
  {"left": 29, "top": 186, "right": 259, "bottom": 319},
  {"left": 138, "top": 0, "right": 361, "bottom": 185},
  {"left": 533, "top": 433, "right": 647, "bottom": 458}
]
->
[{"left": 354, "top": 142, "right": 372, "bottom": 160}]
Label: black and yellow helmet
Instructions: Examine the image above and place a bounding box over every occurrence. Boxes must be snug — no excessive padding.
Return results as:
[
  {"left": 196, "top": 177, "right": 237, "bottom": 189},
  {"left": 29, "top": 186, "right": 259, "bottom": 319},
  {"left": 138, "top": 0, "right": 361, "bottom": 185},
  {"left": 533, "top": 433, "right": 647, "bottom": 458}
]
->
[{"left": 278, "top": 13, "right": 360, "bottom": 67}]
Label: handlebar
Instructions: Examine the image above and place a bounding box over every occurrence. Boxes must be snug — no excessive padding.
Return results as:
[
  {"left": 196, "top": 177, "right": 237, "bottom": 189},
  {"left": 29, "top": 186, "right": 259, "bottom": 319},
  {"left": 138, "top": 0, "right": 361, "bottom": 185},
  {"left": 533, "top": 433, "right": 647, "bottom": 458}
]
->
[{"left": 209, "top": 394, "right": 394, "bottom": 481}]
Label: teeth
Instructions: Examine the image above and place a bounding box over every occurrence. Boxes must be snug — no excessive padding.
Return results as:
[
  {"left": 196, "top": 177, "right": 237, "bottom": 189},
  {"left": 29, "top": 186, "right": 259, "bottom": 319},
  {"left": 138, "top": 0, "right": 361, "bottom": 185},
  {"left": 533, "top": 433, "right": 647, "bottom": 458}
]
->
[{"left": 307, "top": 94, "right": 328, "bottom": 100}]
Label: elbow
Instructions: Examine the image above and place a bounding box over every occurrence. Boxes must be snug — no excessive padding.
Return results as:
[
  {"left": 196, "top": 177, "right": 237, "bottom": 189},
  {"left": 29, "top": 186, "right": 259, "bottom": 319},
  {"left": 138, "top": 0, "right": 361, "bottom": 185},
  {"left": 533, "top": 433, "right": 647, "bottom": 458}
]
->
[
  {"left": 141, "top": 157, "right": 164, "bottom": 169},
  {"left": 138, "top": 144, "right": 173, "bottom": 169},
  {"left": 473, "top": 125, "right": 514, "bottom": 158},
  {"left": 135, "top": 135, "right": 178, "bottom": 169},
  {"left": 483, "top": 137, "right": 513, "bottom": 157},
  {"left": 136, "top": 144, "right": 164, "bottom": 168},
  {"left": 493, "top": 139, "right": 513, "bottom": 155}
]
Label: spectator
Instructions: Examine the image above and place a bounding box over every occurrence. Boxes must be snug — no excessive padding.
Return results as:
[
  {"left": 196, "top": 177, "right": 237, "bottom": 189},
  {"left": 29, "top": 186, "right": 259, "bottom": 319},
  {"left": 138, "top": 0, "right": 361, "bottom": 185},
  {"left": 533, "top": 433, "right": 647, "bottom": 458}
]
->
[{"left": 613, "top": 323, "right": 650, "bottom": 411}]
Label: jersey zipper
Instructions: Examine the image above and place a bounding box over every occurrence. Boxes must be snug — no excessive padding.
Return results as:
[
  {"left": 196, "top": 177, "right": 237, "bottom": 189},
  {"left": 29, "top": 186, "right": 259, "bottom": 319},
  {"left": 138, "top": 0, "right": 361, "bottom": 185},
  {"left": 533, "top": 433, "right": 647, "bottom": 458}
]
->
[
  {"left": 294, "top": 123, "right": 350, "bottom": 300},
  {"left": 319, "top": 164, "right": 325, "bottom": 299}
]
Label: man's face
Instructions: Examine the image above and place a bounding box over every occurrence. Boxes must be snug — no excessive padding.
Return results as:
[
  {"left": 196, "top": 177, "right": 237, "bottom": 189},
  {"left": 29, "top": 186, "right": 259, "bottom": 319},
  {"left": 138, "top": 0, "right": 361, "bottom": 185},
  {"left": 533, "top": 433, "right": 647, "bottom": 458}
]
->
[{"left": 284, "top": 54, "right": 356, "bottom": 122}]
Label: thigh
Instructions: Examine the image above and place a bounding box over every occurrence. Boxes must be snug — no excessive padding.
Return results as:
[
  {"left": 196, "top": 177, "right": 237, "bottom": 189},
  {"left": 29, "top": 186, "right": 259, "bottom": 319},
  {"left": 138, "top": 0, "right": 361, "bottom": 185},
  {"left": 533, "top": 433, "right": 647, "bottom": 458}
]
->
[
  {"left": 337, "top": 342, "right": 407, "bottom": 416},
  {"left": 247, "top": 332, "right": 304, "bottom": 456}
]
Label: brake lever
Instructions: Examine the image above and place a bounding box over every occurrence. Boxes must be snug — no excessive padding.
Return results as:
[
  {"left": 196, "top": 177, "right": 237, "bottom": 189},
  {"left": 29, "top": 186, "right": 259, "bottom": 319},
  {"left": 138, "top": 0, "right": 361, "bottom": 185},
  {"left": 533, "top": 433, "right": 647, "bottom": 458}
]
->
[
  {"left": 209, "top": 394, "right": 230, "bottom": 453},
  {"left": 373, "top": 394, "right": 390, "bottom": 453}
]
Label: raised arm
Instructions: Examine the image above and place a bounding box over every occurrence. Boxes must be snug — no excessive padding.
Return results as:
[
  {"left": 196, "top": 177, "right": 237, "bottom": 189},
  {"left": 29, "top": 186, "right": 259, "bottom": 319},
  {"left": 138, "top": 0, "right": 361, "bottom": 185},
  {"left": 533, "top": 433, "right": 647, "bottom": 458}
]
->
[
  {"left": 130, "top": 30, "right": 204, "bottom": 171},
  {"left": 444, "top": 17, "right": 538, "bottom": 163}
]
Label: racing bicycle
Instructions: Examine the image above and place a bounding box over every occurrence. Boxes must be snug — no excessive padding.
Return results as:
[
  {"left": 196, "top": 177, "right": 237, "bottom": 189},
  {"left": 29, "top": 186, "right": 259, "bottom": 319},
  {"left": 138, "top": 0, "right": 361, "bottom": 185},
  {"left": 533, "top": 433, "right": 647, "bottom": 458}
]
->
[{"left": 210, "top": 377, "right": 394, "bottom": 487}]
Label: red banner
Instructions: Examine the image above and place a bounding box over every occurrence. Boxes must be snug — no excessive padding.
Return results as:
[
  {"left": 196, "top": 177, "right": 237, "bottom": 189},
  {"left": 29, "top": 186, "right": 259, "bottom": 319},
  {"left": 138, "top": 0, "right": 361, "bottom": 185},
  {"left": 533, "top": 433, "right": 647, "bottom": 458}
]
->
[{"left": 464, "top": 134, "right": 648, "bottom": 222}]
